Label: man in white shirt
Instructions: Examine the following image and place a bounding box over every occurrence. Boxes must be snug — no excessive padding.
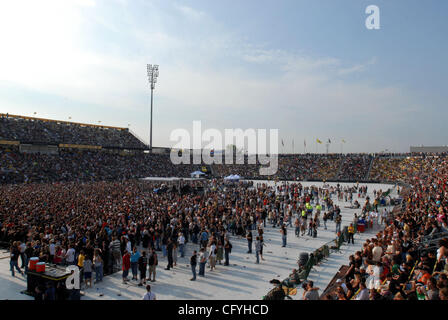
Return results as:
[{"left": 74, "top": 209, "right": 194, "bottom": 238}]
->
[
  {"left": 65, "top": 245, "right": 76, "bottom": 265},
  {"left": 142, "top": 285, "right": 156, "bottom": 300},
  {"left": 19, "top": 242, "right": 26, "bottom": 268},
  {"left": 209, "top": 242, "right": 217, "bottom": 271},
  {"left": 178, "top": 233, "right": 185, "bottom": 258},
  {"left": 381, "top": 209, "right": 388, "bottom": 225},
  {"left": 49, "top": 240, "right": 56, "bottom": 263},
  {"left": 198, "top": 248, "right": 207, "bottom": 276},
  {"left": 125, "top": 238, "right": 132, "bottom": 254},
  {"left": 372, "top": 241, "right": 383, "bottom": 262}
]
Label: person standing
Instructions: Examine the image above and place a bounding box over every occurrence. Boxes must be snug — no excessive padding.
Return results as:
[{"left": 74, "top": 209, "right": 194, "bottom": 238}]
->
[
  {"left": 178, "top": 232, "right": 185, "bottom": 258},
  {"left": 83, "top": 255, "right": 93, "bottom": 288},
  {"left": 122, "top": 250, "right": 131, "bottom": 284},
  {"left": 77, "top": 250, "right": 85, "bottom": 283},
  {"left": 125, "top": 237, "right": 132, "bottom": 256},
  {"left": 246, "top": 230, "right": 253, "bottom": 253},
  {"left": 148, "top": 248, "right": 158, "bottom": 282},
  {"left": 216, "top": 240, "right": 224, "bottom": 265},
  {"left": 190, "top": 250, "right": 197, "bottom": 281},
  {"left": 200, "top": 229, "right": 209, "bottom": 249},
  {"left": 109, "top": 236, "right": 121, "bottom": 272},
  {"left": 142, "top": 284, "right": 156, "bottom": 300},
  {"left": 224, "top": 239, "right": 232, "bottom": 266},
  {"left": 65, "top": 244, "right": 76, "bottom": 266},
  {"left": 259, "top": 229, "right": 266, "bottom": 261},
  {"left": 130, "top": 247, "right": 140, "bottom": 281},
  {"left": 18, "top": 241, "right": 26, "bottom": 268},
  {"left": 294, "top": 216, "right": 301, "bottom": 236},
  {"left": 142, "top": 230, "right": 150, "bottom": 256},
  {"left": 138, "top": 251, "right": 148, "bottom": 286},
  {"left": 255, "top": 236, "right": 262, "bottom": 264},
  {"left": 281, "top": 224, "right": 287, "bottom": 247},
  {"left": 209, "top": 241, "right": 217, "bottom": 271},
  {"left": 49, "top": 240, "right": 56, "bottom": 264},
  {"left": 335, "top": 214, "right": 342, "bottom": 234},
  {"left": 10, "top": 242, "right": 24, "bottom": 277},
  {"left": 347, "top": 223, "right": 355, "bottom": 244},
  {"left": 372, "top": 240, "right": 383, "bottom": 262},
  {"left": 307, "top": 218, "right": 314, "bottom": 236},
  {"left": 93, "top": 249, "right": 103, "bottom": 283},
  {"left": 198, "top": 248, "right": 207, "bottom": 276},
  {"left": 381, "top": 209, "right": 388, "bottom": 225},
  {"left": 165, "top": 239, "right": 174, "bottom": 270},
  {"left": 312, "top": 221, "right": 318, "bottom": 238},
  {"left": 323, "top": 212, "right": 328, "bottom": 230},
  {"left": 24, "top": 242, "right": 34, "bottom": 272},
  {"left": 173, "top": 242, "right": 178, "bottom": 267}
]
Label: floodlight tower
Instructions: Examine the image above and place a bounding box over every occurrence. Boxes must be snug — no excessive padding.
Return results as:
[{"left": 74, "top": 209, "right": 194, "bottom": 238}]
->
[{"left": 147, "top": 64, "right": 159, "bottom": 152}]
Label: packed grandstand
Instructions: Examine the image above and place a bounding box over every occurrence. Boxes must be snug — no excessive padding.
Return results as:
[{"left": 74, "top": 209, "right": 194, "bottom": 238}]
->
[
  {"left": 0, "top": 114, "right": 442, "bottom": 184},
  {"left": 1, "top": 114, "right": 447, "bottom": 301}
]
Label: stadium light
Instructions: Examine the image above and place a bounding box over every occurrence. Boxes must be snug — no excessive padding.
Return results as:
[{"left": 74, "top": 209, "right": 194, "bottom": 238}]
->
[{"left": 147, "top": 64, "right": 159, "bottom": 152}]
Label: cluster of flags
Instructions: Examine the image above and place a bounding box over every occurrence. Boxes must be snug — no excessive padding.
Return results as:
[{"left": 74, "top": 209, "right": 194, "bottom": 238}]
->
[
  {"left": 314, "top": 138, "right": 345, "bottom": 144},
  {"left": 280, "top": 138, "right": 347, "bottom": 152}
]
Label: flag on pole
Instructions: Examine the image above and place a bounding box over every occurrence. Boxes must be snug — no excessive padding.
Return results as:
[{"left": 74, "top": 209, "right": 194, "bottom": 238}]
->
[
  {"left": 328, "top": 138, "right": 331, "bottom": 144},
  {"left": 304, "top": 140, "right": 306, "bottom": 147},
  {"left": 281, "top": 139, "right": 284, "bottom": 147},
  {"left": 316, "top": 138, "right": 322, "bottom": 144}
]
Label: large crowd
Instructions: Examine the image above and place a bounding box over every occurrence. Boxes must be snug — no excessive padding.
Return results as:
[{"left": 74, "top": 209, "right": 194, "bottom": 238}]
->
[
  {"left": 275, "top": 154, "right": 342, "bottom": 181},
  {"left": 2, "top": 178, "right": 352, "bottom": 299},
  {"left": 2, "top": 117, "right": 448, "bottom": 301},
  {"left": 336, "top": 154, "right": 372, "bottom": 182},
  {"left": 0, "top": 146, "right": 202, "bottom": 184},
  {"left": 0, "top": 144, "right": 425, "bottom": 185},
  {"left": 0, "top": 114, "right": 146, "bottom": 149},
  {"left": 319, "top": 156, "right": 448, "bottom": 300}
]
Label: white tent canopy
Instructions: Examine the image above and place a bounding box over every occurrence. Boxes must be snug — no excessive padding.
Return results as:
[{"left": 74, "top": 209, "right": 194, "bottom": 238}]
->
[
  {"left": 224, "top": 174, "right": 241, "bottom": 181},
  {"left": 190, "top": 171, "right": 206, "bottom": 177}
]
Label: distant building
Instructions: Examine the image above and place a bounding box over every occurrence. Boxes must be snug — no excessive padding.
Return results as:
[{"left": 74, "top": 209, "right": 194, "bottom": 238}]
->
[{"left": 410, "top": 146, "right": 448, "bottom": 153}]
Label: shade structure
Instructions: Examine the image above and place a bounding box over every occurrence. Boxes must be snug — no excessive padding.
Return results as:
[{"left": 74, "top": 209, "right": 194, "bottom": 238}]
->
[
  {"left": 224, "top": 174, "right": 240, "bottom": 181},
  {"left": 190, "top": 171, "right": 206, "bottom": 178}
]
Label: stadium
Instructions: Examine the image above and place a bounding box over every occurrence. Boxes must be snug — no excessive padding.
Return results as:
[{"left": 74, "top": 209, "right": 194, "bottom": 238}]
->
[
  {"left": 0, "top": 113, "right": 447, "bottom": 301},
  {"left": 0, "top": 0, "right": 447, "bottom": 307}
]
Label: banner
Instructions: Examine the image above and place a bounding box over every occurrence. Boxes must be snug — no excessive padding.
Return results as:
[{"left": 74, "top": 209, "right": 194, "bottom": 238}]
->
[
  {"left": 59, "top": 144, "right": 102, "bottom": 150},
  {"left": 0, "top": 140, "right": 19, "bottom": 145}
]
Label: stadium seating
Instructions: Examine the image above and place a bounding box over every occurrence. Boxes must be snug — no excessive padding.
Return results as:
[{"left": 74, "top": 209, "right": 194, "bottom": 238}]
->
[{"left": 0, "top": 114, "right": 147, "bottom": 149}]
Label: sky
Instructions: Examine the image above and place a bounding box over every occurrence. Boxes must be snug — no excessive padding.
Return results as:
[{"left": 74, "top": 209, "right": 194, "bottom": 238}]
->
[{"left": 0, "top": 0, "right": 447, "bottom": 153}]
